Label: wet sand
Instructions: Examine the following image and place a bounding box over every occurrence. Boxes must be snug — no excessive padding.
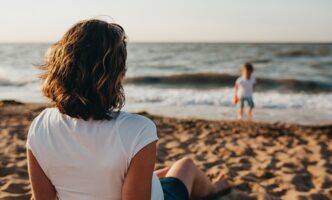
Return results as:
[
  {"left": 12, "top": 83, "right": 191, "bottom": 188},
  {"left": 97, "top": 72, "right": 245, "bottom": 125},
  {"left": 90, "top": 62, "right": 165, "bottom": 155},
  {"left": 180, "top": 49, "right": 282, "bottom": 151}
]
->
[{"left": 1, "top": 101, "right": 332, "bottom": 200}]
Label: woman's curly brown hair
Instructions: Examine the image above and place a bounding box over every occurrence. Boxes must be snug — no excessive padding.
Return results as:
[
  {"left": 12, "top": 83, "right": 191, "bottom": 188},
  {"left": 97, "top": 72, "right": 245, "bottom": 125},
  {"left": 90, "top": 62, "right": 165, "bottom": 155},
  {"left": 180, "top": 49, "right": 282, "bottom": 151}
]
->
[{"left": 40, "top": 19, "right": 127, "bottom": 120}]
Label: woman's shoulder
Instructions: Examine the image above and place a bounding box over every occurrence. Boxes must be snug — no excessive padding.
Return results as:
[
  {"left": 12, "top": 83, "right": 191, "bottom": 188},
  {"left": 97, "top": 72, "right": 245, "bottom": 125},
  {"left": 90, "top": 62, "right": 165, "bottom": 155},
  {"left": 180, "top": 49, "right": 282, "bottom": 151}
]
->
[
  {"left": 116, "top": 112, "right": 158, "bottom": 159},
  {"left": 117, "top": 111, "right": 156, "bottom": 129},
  {"left": 36, "top": 107, "right": 59, "bottom": 117},
  {"left": 27, "top": 108, "right": 57, "bottom": 137},
  {"left": 26, "top": 107, "right": 58, "bottom": 151},
  {"left": 30, "top": 107, "right": 56, "bottom": 127}
]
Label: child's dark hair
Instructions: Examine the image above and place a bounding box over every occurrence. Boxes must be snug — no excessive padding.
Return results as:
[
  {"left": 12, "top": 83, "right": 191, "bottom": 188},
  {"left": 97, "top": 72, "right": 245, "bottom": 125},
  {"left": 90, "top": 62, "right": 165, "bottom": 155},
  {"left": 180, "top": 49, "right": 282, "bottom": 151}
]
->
[
  {"left": 39, "top": 19, "right": 127, "bottom": 120},
  {"left": 242, "top": 62, "right": 254, "bottom": 73}
]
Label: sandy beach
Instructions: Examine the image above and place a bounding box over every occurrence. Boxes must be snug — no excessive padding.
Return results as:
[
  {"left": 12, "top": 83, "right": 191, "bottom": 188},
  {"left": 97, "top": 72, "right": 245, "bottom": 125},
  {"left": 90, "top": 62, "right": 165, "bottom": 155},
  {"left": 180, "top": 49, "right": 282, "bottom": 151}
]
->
[{"left": 1, "top": 100, "right": 332, "bottom": 200}]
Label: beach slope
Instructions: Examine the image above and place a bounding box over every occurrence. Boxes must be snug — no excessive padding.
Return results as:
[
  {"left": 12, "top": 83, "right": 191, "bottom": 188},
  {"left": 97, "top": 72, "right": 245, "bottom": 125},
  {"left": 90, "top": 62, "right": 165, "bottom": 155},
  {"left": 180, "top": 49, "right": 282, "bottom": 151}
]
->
[{"left": 0, "top": 101, "right": 331, "bottom": 200}]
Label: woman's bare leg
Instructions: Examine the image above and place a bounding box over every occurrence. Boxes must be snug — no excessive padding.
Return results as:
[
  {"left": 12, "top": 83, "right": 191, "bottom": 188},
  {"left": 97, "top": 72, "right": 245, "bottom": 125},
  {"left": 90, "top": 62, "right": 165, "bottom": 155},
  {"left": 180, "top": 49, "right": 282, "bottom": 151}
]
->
[
  {"left": 154, "top": 167, "right": 170, "bottom": 178},
  {"left": 165, "top": 157, "right": 229, "bottom": 198}
]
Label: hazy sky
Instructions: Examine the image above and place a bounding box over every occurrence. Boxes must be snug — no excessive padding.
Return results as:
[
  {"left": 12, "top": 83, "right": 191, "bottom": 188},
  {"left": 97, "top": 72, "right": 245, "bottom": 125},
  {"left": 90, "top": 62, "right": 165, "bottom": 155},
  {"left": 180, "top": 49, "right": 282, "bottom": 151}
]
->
[{"left": 0, "top": 0, "right": 331, "bottom": 42}]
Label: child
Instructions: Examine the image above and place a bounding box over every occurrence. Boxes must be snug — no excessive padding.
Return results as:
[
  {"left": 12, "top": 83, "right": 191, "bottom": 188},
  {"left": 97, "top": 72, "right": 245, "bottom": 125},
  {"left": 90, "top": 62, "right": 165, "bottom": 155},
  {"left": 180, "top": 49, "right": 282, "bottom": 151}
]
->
[{"left": 234, "top": 63, "right": 256, "bottom": 119}]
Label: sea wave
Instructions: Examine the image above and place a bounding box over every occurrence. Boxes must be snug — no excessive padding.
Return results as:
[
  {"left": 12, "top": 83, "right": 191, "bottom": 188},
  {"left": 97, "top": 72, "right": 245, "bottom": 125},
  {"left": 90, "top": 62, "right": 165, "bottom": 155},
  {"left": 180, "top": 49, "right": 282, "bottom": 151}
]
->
[
  {"left": 277, "top": 46, "right": 330, "bottom": 57},
  {"left": 125, "top": 85, "right": 332, "bottom": 111},
  {"left": 0, "top": 78, "right": 27, "bottom": 87},
  {"left": 125, "top": 73, "right": 332, "bottom": 93}
]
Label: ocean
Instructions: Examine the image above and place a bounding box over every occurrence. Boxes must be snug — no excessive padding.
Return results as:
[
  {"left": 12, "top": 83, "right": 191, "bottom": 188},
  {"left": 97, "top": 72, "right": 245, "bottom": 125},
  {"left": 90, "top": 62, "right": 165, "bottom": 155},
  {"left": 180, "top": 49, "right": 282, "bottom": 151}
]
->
[{"left": 0, "top": 43, "right": 331, "bottom": 124}]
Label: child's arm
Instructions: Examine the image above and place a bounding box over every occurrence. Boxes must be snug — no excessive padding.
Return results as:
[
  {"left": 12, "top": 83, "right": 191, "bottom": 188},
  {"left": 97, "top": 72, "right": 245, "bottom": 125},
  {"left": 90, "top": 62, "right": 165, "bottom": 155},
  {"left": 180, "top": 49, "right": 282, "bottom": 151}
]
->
[
  {"left": 233, "top": 83, "right": 239, "bottom": 104},
  {"left": 234, "top": 84, "right": 238, "bottom": 96}
]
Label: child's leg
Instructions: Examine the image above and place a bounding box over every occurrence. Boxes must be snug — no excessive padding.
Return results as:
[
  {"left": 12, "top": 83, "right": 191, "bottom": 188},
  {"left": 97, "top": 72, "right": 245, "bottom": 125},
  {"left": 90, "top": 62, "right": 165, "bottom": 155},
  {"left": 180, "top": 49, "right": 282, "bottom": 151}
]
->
[
  {"left": 238, "top": 108, "right": 243, "bottom": 119},
  {"left": 248, "top": 108, "right": 253, "bottom": 118},
  {"left": 247, "top": 97, "right": 254, "bottom": 118},
  {"left": 238, "top": 98, "right": 244, "bottom": 119}
]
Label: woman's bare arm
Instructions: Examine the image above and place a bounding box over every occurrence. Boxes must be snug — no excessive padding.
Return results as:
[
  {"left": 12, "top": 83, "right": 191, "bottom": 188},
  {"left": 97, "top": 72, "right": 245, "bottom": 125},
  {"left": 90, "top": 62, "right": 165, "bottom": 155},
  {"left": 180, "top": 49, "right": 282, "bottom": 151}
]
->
[
  {"left": 27, "top": 149, "right": 57, "bottom": 200},
  {"left": 122, "top": 142, "right": 157, "bottom": 200}
]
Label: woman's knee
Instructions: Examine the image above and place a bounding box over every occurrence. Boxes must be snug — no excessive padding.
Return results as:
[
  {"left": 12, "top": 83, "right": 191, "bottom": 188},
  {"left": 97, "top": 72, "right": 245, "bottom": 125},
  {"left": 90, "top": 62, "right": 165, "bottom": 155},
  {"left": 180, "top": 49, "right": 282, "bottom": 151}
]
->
[
  {"left": 166, "top": 157, "right": 196, "bottom": 176},
  {"left": 175, "top": 157, "right": 195, "bottom": 171},
  {"left": 167, "top": 157, "right": 196, "bottom": 195}
]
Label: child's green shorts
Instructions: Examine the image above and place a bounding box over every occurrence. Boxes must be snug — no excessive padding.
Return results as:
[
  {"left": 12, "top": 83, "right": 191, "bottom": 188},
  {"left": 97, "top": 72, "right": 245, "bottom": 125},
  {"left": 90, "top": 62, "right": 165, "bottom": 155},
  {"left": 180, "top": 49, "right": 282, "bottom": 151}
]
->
[{"left": 239, "top": 96, "right": 254, "bottom": 109}]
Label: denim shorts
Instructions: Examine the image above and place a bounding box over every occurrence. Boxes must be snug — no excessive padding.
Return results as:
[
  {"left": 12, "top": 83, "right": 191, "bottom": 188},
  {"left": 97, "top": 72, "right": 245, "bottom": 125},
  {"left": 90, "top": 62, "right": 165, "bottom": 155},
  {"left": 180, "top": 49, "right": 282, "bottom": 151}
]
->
[
  {"left": 240, "top": 96, "right": 254, "bottom": 108},
  {"left": 160, "top": 177, "right": 189, "bottom": 200}
]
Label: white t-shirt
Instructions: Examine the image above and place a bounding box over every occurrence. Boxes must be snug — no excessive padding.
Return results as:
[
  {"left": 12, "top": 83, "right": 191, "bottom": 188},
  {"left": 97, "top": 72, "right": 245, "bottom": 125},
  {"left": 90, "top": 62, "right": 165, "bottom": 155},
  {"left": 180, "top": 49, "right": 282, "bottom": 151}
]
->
[
  {"left": 26, "top": 108, "right": 164, "bottom": 200},
  {"left": 235, "top": 75, "right": 256, "bottom": 98}
]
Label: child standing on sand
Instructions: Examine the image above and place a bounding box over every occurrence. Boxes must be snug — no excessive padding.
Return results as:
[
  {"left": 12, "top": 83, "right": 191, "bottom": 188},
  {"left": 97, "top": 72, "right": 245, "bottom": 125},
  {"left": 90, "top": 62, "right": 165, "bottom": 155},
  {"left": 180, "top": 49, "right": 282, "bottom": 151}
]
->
[{"left": 234, "top": 63, "right": 256, "bottom": 119}]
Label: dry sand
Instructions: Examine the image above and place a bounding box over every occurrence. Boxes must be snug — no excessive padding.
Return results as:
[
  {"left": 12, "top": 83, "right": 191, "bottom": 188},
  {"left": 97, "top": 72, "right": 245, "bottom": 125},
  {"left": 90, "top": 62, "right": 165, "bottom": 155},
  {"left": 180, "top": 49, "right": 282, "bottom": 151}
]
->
[{"left": 0, "top": 100, "right": 332, "bottom": 200}]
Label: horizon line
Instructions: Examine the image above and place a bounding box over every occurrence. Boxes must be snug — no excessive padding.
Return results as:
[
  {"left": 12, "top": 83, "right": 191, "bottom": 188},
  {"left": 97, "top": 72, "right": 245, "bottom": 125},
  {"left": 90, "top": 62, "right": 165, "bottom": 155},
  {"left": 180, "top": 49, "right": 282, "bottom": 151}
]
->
[{"left": 0, "top": 41, "right": 331, "bottom": 45}]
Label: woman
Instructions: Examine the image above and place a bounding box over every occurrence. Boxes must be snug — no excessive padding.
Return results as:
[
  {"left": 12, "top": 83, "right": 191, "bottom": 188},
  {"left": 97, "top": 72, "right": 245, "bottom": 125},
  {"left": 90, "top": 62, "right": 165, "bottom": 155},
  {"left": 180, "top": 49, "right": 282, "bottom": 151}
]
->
[{"left": 27, "top": 19, "right": 229, "bottom": 200}]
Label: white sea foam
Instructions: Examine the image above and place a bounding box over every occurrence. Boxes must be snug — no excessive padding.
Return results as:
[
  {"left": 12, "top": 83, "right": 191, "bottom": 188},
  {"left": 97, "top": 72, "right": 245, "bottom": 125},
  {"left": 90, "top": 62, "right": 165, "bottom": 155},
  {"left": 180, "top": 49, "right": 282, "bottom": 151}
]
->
[
  {"left": 123, "top": 85, "right": 332, "bottom": 124},
  {"left": 125, "top": 85, "right": 332, "bottom": 110}
]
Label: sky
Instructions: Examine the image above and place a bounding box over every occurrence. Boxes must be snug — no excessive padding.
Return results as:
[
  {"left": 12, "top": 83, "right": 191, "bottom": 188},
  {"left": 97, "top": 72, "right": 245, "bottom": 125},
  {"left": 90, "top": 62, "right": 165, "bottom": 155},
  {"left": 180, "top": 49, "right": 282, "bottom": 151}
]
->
[{"left": 0, "top": 0, "right": 331, "bottom": 43}]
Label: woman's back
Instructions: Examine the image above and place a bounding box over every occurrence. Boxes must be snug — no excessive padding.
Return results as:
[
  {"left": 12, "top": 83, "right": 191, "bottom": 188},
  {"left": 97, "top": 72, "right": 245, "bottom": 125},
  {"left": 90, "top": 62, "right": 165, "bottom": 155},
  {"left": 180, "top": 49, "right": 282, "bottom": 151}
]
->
[{"left": 27, "top": 108, "right": 163, "bottom": 200}]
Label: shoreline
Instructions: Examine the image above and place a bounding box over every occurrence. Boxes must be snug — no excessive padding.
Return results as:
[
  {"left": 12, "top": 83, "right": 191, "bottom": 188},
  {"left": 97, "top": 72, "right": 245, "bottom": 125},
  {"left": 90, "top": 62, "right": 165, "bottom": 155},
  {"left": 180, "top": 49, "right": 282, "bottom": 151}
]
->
[
  {"left": 1, "top": 101, "right": 332, "bottom": 199},
  {"left": 1, "top": 98, "right": 331, "bottom": 126},
  {"left": 2, "top": 99, "right": 331, "bottom": 127},
  {"left": 124, "top": 103, "right": 332, "bottom": 127}
]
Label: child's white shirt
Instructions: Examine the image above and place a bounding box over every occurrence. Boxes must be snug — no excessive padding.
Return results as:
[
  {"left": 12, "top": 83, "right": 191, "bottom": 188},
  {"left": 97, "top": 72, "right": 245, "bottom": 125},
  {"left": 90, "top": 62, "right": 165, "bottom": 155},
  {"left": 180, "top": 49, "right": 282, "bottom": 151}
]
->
[{"left": 236, "top": 75, "right": 256, "bottom": 98}]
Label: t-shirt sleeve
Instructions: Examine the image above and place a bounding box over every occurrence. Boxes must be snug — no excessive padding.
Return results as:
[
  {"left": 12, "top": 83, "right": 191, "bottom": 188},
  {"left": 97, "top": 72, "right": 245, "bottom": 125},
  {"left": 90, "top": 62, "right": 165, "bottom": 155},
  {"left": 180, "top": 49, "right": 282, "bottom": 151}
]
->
[
  {"left": 26, "top": 114, "right": 42, "bottom": 151},
  {"left": 26, "top": 120, "right": 35, "bottom": 150},
  {"left": 117, "top": 114, "right": 158, "bottom": 162},
  {"left": 26, "top": 110, "right": 50, "bottom": 176},
  {"left": 129, "top": 121, "right": 158, "bottom": 159},
  {"left": 235, "top": 77, "right": 241, "bottom": 85}
]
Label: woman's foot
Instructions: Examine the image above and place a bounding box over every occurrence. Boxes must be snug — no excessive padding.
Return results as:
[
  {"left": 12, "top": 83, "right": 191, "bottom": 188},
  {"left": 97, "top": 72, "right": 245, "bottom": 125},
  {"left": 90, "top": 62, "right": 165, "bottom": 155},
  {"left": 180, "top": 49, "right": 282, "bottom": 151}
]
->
[{"left": 212, "top": 174, "right": 230, "bottom": 194}]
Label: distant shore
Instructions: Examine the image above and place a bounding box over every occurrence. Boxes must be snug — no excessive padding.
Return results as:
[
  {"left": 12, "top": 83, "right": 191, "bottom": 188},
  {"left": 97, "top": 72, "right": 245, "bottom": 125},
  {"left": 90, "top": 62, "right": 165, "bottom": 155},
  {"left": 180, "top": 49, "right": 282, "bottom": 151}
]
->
[{"left": 1, "top": 100, "right": 332, "bottom": 200}]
